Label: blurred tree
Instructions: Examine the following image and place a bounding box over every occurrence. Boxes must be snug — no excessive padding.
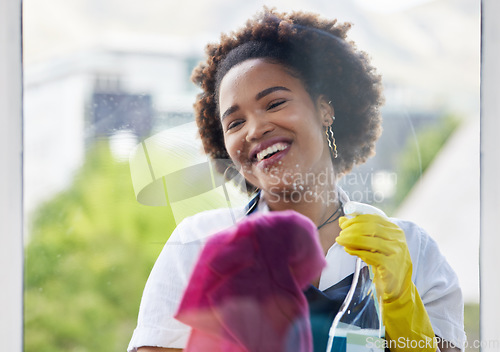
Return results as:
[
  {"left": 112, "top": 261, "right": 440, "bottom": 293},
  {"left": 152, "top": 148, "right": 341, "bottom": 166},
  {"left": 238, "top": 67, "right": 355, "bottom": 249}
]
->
[
  {"left": 24, "top": 141, "right": 175, "bottom": 352},
  {"left": 393, "top": 114, "right": 461, "bottom": 208},
  {"left": 464, "top": 303, "right": 480, "bottom": 352}
]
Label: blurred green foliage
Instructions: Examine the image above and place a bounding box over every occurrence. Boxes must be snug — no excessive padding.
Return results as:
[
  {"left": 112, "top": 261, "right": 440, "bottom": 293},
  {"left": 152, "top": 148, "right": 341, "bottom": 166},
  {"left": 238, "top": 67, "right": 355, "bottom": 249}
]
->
[
  {"left": 464, "top": 303, "right": 480, "bottom": 352},
  {"left": 393, "top": 114, "right": 461, "bottom": 208},
  {"left": 24, "top": 141, "right": 175, "bottom": 352}
]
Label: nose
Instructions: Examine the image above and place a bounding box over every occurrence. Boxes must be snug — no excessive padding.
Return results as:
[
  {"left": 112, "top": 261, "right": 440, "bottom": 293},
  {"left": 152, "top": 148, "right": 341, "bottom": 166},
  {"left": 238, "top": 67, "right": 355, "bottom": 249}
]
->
[{"left": 245, "top": 117, "right": 273, "bottom": 142}]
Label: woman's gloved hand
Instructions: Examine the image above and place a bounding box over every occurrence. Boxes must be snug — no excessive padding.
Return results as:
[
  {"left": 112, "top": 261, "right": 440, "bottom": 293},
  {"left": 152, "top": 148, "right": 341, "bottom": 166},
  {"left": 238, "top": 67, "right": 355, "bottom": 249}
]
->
[
  {"left": 337, "top": 214, "right": 409, "bottom": 301},
  {"left": 337, "top": 212, "right": 437, "bottom": 352}
]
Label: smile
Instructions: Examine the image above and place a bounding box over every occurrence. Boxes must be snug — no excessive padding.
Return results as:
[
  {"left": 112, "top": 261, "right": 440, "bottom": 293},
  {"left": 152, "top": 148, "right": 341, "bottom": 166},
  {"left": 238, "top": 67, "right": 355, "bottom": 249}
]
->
[{"left": 256, "top": 142, "right": 290, "bottom": 162}]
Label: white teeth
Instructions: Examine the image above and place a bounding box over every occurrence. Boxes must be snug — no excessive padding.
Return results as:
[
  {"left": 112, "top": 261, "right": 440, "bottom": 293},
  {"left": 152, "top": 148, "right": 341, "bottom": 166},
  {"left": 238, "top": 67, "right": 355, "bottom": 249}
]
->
[{"left": 256, "top": 143, "right": 289, "bottom": 162}]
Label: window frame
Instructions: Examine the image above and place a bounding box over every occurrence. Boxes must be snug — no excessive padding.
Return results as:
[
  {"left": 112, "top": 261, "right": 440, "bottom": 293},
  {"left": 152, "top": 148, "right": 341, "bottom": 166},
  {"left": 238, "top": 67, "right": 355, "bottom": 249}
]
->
[
  {"left": 0, "top": 0, "right": 23, "bottom": 349},
  {"left": 2, "top": 0, "right": 499, "bottom": 350}
]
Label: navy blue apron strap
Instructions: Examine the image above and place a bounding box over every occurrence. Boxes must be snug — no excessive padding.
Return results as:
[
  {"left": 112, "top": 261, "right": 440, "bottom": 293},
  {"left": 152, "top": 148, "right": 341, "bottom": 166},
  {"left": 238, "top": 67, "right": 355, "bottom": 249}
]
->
[{"left": 245, "top": 190, "right": 261, "bottom": 216}]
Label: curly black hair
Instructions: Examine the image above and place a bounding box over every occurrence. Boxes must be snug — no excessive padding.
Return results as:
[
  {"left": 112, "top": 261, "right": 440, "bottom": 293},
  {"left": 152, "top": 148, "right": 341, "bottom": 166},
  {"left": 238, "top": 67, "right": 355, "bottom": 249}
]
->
[{"left": 191, "top": 7, "right": 384, "bottom": 181}]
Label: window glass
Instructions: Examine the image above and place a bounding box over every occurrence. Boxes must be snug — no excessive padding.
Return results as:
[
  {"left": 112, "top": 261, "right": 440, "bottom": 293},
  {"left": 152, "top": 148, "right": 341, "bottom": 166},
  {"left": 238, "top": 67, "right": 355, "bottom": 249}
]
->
[{"left": 23, "top": 1, "right": 480, "bottom": 350}]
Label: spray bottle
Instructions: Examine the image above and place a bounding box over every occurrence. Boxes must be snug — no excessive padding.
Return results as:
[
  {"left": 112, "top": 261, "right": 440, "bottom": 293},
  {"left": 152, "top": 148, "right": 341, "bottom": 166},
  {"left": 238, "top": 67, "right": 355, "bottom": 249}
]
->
[{"left": 325, "top": 201, "right": 387, "bottom": 352}]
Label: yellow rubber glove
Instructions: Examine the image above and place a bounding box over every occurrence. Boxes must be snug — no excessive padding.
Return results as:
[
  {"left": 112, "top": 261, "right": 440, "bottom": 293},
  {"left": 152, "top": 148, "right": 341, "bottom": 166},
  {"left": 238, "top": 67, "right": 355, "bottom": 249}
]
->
[{"left": 337, "top": 214, "right": 437, "bottom": 352}]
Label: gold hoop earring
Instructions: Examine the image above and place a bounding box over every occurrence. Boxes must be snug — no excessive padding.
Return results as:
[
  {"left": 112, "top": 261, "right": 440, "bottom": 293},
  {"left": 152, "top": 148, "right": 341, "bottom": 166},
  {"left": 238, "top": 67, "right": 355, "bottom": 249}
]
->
[{"left": 326, "top": 122, "right": 338, "bottom": 159}]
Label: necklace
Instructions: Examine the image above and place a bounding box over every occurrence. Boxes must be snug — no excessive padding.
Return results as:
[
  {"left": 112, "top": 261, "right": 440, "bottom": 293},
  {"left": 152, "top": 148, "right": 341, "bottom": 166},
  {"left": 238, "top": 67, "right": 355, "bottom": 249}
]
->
[{"left": 317, "top": 204, "right": 343, "bottom": 230}]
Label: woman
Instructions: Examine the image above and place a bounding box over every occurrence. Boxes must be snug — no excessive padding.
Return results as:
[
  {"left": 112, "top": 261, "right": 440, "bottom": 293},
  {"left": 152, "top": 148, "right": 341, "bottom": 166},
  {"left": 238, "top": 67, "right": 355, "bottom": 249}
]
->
[{"left": 129, "top": 8, "right": 465, "bottom": 352}]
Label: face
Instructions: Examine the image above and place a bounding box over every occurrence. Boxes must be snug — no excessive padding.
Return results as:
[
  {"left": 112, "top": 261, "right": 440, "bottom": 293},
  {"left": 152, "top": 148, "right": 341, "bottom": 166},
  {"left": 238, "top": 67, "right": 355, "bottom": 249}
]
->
[{"left": 218, "top": 58, "right": 335, "bottom": 196}]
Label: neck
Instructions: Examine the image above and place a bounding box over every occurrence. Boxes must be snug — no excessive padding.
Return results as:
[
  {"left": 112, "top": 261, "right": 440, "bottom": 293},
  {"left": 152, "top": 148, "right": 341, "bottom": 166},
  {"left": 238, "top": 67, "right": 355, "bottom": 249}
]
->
[{"left": 262, "top": 183, "right": 342, "bottom": 254}]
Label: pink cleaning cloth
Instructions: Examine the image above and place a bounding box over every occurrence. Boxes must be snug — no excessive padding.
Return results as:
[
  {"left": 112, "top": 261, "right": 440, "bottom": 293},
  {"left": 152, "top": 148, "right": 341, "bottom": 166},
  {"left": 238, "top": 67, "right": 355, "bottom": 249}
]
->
[{"left": 175, "top": 210, "right": 326, "bottom": 352}]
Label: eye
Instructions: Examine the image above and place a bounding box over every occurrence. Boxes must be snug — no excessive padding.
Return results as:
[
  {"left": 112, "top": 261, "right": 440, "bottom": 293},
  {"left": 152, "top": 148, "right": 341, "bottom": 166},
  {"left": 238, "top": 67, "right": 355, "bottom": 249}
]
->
[
  {"left": 267, "top": 99, "right": 287, "bottom": 111},
  {"left": 226, "top": 119, "right": 244, "bottom": 131}
]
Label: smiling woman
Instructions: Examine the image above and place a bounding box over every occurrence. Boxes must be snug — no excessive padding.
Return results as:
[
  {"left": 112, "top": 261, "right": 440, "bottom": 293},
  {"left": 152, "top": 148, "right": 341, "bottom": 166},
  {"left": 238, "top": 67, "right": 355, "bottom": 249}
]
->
[
  {"left": 129, "top": 8, "right": 465, "bottom": 352},
  {"left": 200, "top": 24, "right": 383, "bottom": 187}
]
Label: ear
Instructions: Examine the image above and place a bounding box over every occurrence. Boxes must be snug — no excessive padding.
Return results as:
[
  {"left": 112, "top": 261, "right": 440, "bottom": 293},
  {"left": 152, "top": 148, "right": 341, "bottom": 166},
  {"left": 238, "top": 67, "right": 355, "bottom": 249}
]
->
[{"left": 317, "top": 95, "right": 335, "bottom": 127}]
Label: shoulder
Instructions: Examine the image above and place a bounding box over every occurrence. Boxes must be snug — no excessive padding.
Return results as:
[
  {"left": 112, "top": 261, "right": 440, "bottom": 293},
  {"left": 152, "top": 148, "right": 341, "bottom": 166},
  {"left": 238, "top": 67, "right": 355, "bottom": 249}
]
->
[
  {"left": 389, "top": 217, "right": 454, "bottom": 284},
  {"left": 169, "top": 206, "right": 246, "bottom": 244},
  {"left": 149, "top": 206, "right": 246, "bottom": 283},
  {"left": 389, "top": 218, "right": 460, "bottom": 295},
  {"left": 390, "top": 217, "right": 459, "bottom": 282},
  {"left": 389, "top": 218, "right": 441, "bottom": 263},
  {"left": 390, "top": 217, "right": 430, "bottom": 244}
]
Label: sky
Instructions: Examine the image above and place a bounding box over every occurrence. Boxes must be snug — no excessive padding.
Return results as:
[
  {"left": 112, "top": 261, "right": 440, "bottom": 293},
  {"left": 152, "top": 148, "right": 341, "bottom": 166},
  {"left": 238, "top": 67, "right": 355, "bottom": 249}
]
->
[
  {"left": 23, "top": 0, "right": 480, "bottom": 115},
  {"left": 355, "top": 0, "right": 435, "bottom": 13}
]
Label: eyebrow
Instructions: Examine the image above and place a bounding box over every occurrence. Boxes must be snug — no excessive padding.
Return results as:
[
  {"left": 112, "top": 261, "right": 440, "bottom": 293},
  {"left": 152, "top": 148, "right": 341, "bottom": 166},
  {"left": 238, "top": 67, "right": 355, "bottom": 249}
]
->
[
  {"left": 256, "top": 86, "right": 291, "bottom": 101},
  {"left": 221, "top": 86, "right": 291, "bottom": 121},
  {"left": 221, "top": 105, "right": 239, "bottom": 121}
]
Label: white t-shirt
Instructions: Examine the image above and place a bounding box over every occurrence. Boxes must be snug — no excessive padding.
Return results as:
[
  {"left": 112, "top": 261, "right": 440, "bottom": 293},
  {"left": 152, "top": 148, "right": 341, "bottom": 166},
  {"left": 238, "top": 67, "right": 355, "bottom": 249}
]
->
[{"left": 128, "top": 199, "right": 466, "bottom": 351}]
